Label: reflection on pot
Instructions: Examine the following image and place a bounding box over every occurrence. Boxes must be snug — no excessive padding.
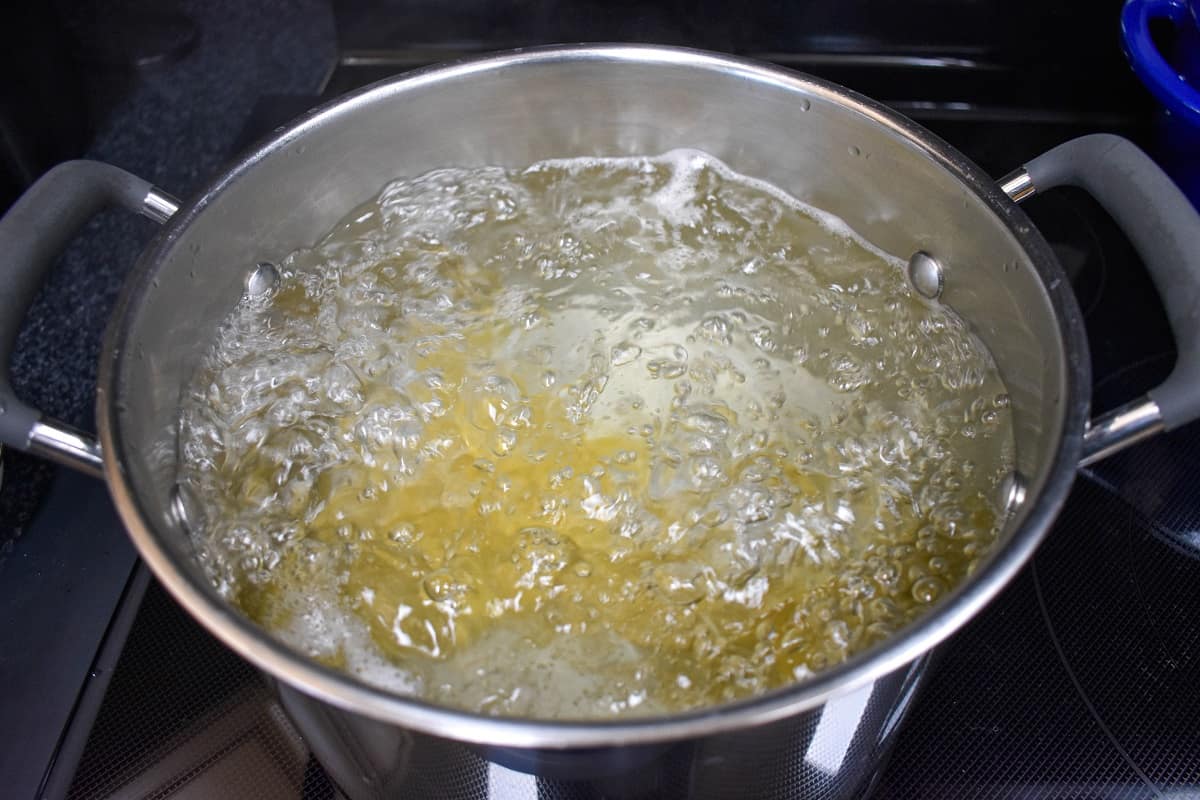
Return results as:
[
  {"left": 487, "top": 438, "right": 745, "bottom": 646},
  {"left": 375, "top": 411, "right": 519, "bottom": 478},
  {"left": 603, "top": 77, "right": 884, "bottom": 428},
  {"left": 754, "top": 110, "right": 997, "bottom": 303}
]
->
[{"left": 274, "top": 654, "right": 930, "bottom": 800}]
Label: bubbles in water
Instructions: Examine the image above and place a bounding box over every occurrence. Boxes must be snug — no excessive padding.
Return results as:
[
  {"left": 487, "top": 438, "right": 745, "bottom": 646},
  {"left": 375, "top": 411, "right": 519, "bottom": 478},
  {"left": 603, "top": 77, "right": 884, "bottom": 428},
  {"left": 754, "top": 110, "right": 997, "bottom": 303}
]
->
[
  {"left": 911, "top": 576, "right": 945, "bottom": 604},
  {"left": 610, "top": 342, "right": 642, "bottom": 366},
  {"left": 178, "top": 149, "right": 1014, "bottom": 721}
]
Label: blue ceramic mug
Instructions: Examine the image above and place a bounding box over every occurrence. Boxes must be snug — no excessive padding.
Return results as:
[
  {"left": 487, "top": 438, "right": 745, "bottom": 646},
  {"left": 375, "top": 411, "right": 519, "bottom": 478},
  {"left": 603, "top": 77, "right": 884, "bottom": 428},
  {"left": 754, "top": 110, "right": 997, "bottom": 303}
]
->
[{"left": 1122, "top": 0, "right": 1200, "bottom": 208}]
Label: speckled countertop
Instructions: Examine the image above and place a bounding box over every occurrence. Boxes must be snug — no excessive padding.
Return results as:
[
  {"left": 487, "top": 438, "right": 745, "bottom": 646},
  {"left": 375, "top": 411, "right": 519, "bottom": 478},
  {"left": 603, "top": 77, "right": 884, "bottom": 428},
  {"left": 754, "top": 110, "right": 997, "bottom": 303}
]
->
[{"left": 0, "top": 0, "right": 337, "bottom": 544}]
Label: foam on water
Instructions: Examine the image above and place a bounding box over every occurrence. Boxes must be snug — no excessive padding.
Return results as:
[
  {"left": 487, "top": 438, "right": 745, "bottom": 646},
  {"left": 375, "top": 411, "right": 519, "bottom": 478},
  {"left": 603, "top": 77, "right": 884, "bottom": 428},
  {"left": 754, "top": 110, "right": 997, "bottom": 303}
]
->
[
  {"left": 276, "top": 586, "right": 423, "bottom": 696},
  {"left": 178, "top": 150, "right": 1015, "bottom": 719},
  {"left": 527, "top": 149, "right": 903, "bottom": 267}
]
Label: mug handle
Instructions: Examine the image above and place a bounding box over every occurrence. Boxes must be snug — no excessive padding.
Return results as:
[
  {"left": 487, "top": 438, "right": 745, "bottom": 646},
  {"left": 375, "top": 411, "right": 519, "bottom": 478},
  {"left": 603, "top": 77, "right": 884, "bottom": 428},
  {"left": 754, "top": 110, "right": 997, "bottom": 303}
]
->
[
  {"left": 999, "top": 134, "right": 1200, "bottom": 465},
  {"left": 1121, "top": 0, "right": 1200, "bottom": 121},
  {"left": 0, "top": 160, "right": 179, "bottom": 478}
]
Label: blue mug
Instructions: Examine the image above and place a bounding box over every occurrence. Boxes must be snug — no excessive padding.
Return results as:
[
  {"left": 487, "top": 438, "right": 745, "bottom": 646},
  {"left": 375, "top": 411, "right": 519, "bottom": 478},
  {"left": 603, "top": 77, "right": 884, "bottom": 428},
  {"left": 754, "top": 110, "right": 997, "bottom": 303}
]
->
[{"left": 1122, "top": 0, "right": 1200, "bottom": 208}]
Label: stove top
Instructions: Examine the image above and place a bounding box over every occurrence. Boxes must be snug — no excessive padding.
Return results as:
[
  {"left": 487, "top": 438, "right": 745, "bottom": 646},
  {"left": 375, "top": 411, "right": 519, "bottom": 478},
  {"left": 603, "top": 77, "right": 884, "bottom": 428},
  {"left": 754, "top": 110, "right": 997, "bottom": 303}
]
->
[
  {"left": 51, "top": 79, "right": 1200, "bottom": 800},
  {"left": 3, "top": 1, "right": 1199, "bottom": 798},
  {"left": 58, "top": 478, "right": 1200, "bottom": 800}
]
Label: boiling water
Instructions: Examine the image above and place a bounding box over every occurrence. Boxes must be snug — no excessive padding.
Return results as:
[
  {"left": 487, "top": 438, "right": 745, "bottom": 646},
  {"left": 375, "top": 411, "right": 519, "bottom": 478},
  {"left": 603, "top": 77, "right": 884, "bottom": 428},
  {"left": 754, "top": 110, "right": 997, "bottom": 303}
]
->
[{"left": 178, "top": 150, "right": 1014, "bottom": 719}]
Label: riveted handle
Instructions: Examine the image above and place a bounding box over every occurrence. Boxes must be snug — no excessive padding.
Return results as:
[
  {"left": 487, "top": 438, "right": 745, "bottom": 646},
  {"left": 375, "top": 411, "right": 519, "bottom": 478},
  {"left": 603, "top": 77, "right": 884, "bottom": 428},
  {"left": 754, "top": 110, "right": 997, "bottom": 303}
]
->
[
  {"left": 0, "top": 160, "right": 179, "bottom": 476},
  {"left": 1003, "top": 135, "right": 1200, "bottom": 464}
]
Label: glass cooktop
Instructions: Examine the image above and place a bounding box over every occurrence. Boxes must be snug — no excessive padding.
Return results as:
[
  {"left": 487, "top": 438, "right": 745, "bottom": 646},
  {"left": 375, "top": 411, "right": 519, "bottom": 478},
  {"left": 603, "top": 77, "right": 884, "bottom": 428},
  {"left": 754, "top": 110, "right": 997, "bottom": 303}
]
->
[
  {"left": 6, "top": 2, "right": 1200, "bottom": 797},
  {"left": 50, "top": 80, "right": 1200, "bottom": 800}
]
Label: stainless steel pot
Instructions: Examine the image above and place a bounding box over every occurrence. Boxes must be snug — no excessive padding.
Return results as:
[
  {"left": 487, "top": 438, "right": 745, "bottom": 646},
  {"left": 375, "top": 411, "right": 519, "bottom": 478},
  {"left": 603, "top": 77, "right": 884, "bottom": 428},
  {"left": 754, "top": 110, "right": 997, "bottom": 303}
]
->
[{"left": 2, "top": 45, "right": 1199, "bottom": 800}]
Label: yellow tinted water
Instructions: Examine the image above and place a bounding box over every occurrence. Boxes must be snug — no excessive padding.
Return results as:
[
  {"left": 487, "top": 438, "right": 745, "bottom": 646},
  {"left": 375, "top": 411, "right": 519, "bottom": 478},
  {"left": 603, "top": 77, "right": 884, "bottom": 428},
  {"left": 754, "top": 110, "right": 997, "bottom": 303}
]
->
[{"left": 179, "top": 151, "right": 1013, "bottom": 718}]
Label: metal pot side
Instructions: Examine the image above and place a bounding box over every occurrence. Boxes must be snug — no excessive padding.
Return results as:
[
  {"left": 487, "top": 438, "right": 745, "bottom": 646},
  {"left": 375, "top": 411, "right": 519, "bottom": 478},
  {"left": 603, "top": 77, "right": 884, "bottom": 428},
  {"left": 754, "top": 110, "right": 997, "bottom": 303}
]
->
[{"left": 94, "top": 45, "right": 1089, "bottom": 755}]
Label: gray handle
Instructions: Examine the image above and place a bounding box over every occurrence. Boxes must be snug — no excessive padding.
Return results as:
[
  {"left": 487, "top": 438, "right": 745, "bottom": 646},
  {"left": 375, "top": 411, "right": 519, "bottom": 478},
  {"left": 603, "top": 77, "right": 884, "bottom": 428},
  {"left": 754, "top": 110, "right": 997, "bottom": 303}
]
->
[
  {"left": 1023, "top": 134, "right": 1200, "bottom": 434},
  {"left": 0, "top": 160, "right": 178, "bottom": 476}
]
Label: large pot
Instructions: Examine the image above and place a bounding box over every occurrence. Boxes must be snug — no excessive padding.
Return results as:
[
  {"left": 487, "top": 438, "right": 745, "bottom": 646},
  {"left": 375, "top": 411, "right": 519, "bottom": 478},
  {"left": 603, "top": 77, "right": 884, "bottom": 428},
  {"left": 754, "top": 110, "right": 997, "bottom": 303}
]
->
[{"left": 2, "top": 46, "right": 1199, "bottom": 799}]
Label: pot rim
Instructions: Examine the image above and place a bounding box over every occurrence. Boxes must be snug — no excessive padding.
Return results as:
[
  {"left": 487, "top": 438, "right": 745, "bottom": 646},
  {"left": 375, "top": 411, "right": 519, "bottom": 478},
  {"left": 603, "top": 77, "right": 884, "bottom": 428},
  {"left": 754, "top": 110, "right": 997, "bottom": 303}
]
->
[{"left": 96, "top": 43, "right": 1089, "bottom": 749}]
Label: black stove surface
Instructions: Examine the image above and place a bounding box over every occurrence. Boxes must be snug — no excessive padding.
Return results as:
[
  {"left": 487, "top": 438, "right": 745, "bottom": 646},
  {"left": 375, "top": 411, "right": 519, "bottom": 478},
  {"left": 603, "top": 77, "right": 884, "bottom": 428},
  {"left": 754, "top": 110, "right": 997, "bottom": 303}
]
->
[
  {"left": 5, "top": 1, "right": 1200, "bottom": 798},
  {"left": 54, "top": 74, "right": 1200, "bottom": 800}
]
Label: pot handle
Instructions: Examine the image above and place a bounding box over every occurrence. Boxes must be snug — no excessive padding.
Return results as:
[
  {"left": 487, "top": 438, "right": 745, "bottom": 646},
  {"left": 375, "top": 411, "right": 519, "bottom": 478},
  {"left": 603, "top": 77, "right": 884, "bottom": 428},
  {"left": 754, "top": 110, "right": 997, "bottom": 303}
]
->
[
  {"left": 0, "top": 160, "right": 179, "bottom": 478},
  {"left": 1000, "top": 134, "right": 1200, "bottom": 465}
]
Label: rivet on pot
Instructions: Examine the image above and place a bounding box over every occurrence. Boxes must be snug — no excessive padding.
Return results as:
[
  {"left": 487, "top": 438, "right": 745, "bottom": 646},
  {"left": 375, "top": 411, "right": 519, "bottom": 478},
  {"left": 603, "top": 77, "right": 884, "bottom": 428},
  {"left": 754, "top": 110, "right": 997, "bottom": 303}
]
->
[
  {"left": 999, "top": 471, "right": 1027, "bottom": 515},
  {"left": 246, "top": 261, "right": 281, "bottom": 298},
  {"left": 907, "top": 251, "right": 944, "bottom": 300}
]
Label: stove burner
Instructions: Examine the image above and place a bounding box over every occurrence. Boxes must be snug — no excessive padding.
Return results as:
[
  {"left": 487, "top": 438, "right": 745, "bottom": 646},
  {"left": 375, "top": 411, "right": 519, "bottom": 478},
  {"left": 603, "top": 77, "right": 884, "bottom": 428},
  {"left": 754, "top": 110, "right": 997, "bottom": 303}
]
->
[
  {"left": 878, "top": 479, "right": 1200, "bottom": 798},
  {"left": 1031, "top": 487, "right": 1200, "bottom": 791}
]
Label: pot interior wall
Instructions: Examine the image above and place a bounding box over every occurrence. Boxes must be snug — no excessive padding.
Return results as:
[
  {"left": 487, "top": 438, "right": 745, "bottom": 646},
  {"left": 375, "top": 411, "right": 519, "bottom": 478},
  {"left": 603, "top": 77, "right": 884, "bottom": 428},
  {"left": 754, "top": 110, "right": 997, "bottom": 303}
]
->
[{"left": 110, "top": 49, "right": 1069, "bottom": 623}]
